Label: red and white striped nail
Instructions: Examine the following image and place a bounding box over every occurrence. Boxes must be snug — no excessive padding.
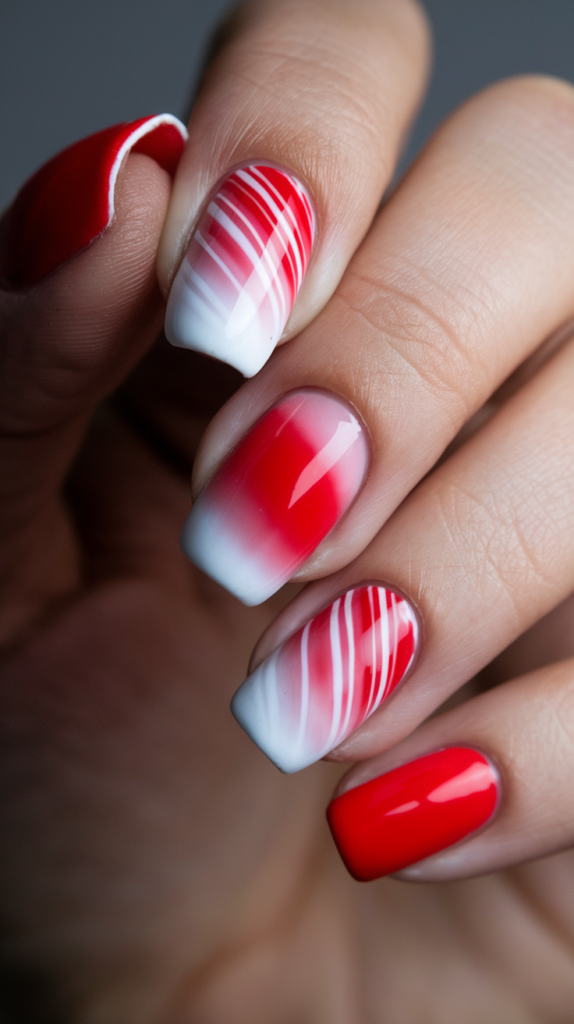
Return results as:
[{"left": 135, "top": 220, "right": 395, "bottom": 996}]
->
[
  {"left": 231, "top": 585, "right": 418, "bottom": 772},
  {"left": 180, "top": 389, "right": 369, "bottom": 605},
  {"left": 165, "top": 162, "right": 315, "bottom": 376}
]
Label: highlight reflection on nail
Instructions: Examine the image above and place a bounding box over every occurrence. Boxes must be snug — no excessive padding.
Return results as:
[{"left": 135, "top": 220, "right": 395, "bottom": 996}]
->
[
  {"left": 232, "top": 585, "right": 418, "bottom": 772},
  {"left": 180, "top": 390, "right": 368, "bottom": 606},
  {"left": 165, "top": 163, "right": 315, "bottom": 376}
]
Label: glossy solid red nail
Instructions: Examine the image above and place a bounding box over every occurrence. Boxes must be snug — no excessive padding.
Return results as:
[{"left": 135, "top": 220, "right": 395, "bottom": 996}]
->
[
  {"left": 0, "top": 114, "right": 187, "bottom": 289},
  {"left": 327, "top": 747, "right": 498, "bottom": 881}
]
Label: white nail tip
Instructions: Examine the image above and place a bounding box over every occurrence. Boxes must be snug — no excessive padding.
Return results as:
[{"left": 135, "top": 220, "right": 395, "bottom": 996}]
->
[{"left": 179, "top": 495, "right": 283, "bottom": 606}]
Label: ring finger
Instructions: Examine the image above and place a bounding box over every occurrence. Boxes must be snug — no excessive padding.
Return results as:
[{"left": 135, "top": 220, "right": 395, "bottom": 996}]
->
[{"left": 233, "top": 323, "right": 574, "bottom": 772}]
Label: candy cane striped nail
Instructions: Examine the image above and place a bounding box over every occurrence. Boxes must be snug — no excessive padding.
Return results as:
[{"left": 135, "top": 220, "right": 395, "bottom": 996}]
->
[
  {"left": 180, "top": 390, "right": 368, "bottom": 606},
  {"left": 165, "top": 163, "right": 315, "bottom": 377},
  {"left": 231, "top": 585, "right": 418, "bottom": 772}
]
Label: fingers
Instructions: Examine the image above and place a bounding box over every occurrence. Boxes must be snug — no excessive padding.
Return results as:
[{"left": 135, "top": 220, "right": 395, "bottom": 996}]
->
[
  {"left": 0, "top": 117, "right": 186, "bottom": 634},
  {"left": 232, "top": 321, "right": 574, "bottom": 770},
  {"left": 157, "top": 0, "right": 430, "bottom": 374},
  {"left": 327, "top": 658, "right": 574, "bottom": 882},
  {"left": 184, "top": 75, "right": 574, "bottom": 606}
]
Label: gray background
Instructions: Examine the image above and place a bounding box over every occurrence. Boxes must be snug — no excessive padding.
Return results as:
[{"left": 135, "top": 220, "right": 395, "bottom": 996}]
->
[{"left": 1, "top": 0, "right": 574, "bottom": 209}]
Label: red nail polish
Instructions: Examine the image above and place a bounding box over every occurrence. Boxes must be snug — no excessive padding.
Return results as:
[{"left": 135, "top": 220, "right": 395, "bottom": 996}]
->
[
  {"left": 327, "top": 747, "right": 498, "bottom": 880},
  {"left": 0, "top": 114, "right": 187, "bottom": 289},
  {"left": 180, "top": 389, "right": 369, "bottom": 605}
]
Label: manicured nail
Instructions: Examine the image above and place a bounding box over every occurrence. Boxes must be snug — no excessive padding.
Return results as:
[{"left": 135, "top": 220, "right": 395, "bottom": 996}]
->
[
  {"left": 181, "top": 389, "right": 368, "bottom": 605},
  {"left": 232, "top": 585, "right": 418, "bottom": 772},
  {"left": 0, "top": 115, "right": 187, "bottom": 289},
  {"left": 327, "top": 747, "right": 499, "bottom": 881},
  {"left": 165, "top": 163, "right": 315, "bottom": 377}
]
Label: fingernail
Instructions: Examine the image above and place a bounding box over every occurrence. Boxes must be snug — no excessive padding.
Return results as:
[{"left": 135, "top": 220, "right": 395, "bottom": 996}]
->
[
  {"left": 165, "top": 163, "right": 316, "bottom": 377},
  {"left": 231, "top": 585, "right": 418, "bottom": 772},
  {"left": 181, "top": 389, "right": 368, "bottom": 605},
  {"left": 0, "top": 115, "right": 187, "bottom": 289},
  {"left": 327, "top": 747, "right": 499, "bottom": 881}
]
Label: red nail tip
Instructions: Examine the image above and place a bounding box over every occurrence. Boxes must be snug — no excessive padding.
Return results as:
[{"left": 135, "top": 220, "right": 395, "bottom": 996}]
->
[
  {"left": 1, "top": 114, "right": 187, "bottom": 289},
  {"left": 327, "top": 747, "right": 498, "bottom": 881},
  {"left": 180, "top": 389, "right": 369, "bottom": 605}
]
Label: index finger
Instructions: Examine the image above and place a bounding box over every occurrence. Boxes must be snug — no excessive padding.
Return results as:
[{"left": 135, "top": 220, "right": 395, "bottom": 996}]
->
[{"left": 157, "top": 0, "right": 430, "bottom": 375}]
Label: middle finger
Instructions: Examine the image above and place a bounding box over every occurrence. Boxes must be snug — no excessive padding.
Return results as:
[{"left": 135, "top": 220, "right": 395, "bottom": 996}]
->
[{"left": 185, "top": 75, "right": 574, "bottom": 604}]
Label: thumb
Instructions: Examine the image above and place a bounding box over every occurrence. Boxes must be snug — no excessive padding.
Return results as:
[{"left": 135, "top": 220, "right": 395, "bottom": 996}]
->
[{"left": 0, "top": 116, "right": 185, "bottom": 607}]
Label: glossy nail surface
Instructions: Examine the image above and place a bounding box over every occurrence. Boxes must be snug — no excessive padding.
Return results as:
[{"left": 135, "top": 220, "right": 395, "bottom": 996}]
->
[
  {"left": 327, "top": 747, "right": 498, "bottom": 881},
  {"left": 181, "top": 390, "right": 368, "bottom": 606},
  {"left": 165, "top": 163, "right": 315, "bottom": 376},
  {"left": 232, "top": 585, "right": 418, "bottom": 772},
  {"left": 0, "top": 115, "right": 187, "bottom": 289}
]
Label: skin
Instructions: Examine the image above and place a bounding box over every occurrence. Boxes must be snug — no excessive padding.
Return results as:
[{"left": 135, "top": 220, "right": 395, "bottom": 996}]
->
[{"left": 2, "top": 1, "right": 574, "bottom": 1020}]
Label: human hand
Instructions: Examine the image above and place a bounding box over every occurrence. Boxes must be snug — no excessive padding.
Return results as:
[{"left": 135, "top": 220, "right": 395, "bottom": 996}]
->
[{"left": 3, "top": 1, "right": 574, "bottom": 1021}]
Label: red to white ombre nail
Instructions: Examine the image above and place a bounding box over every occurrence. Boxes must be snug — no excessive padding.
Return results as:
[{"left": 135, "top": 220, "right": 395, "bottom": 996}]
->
[
  {"left": 231, "top": 585, "right": 418, "bottom": 772},
  {"left": 180, "top": 390, "right": 369, "bottom": 606},
  {"left": 165, "top": 163, "right": 315, "bottom": 376}
]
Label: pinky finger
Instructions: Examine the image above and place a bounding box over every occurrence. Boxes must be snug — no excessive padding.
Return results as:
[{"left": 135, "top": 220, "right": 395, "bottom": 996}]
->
[{"left": 327, "top": 658, "right": 574, "bottom": 882}]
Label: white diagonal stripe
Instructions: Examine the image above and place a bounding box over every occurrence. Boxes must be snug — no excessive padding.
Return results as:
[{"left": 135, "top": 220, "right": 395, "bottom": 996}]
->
[
  {"left": 374, "top": 590, "right": 390, "bottom": 710},
  {"left": 327, "top": 599, "right": 343, "bottom": 749},
  {"left": 366, "top": 586, "right": 378, "bottom": 715},
  {"left": 340, "top": 590, "right": 355, "bottom": 739},
  {"left": 387, "top": 591, "right": 398, "bottom": 697}
]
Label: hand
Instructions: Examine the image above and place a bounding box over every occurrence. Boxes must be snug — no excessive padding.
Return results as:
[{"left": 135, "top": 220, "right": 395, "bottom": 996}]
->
[{"left": 2, "top": 2, "right": 574, "bottom": 1022}]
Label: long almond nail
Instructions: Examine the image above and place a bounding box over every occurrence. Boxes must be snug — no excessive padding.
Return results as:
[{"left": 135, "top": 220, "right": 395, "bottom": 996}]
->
[
  {"left": 232, "top": 585, "right": 418, "bottom": 772},
  {"left": 0, "top": 115, "right": 187, "bottom": 289},
  {"left": 165, "top": 163, "right": 315, "bottom": 376},
  {"left": 327, "top": 748, "right": 499, "bottom": 881},
  {"left": 180, "top": 389, "right": 368, "bottom": 605}
]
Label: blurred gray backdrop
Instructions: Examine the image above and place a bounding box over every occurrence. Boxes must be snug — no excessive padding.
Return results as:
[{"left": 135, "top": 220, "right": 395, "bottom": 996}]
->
[{"left": 1, "top": 0, "right": 574, "bottom": 209}]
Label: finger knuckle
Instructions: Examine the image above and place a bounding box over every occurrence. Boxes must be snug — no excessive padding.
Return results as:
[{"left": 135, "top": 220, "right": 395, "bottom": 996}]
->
[{"left": 338, "top": 268, "right": 490, "bottom": 423}]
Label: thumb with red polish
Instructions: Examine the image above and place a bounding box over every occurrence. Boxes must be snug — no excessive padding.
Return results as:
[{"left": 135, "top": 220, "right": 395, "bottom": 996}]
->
[
  {"left": 0, "top": 115, "right": 186, "bottom": 629},
  {"left": 0, "top": 115, "right": 187, "bottom": 289}
]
